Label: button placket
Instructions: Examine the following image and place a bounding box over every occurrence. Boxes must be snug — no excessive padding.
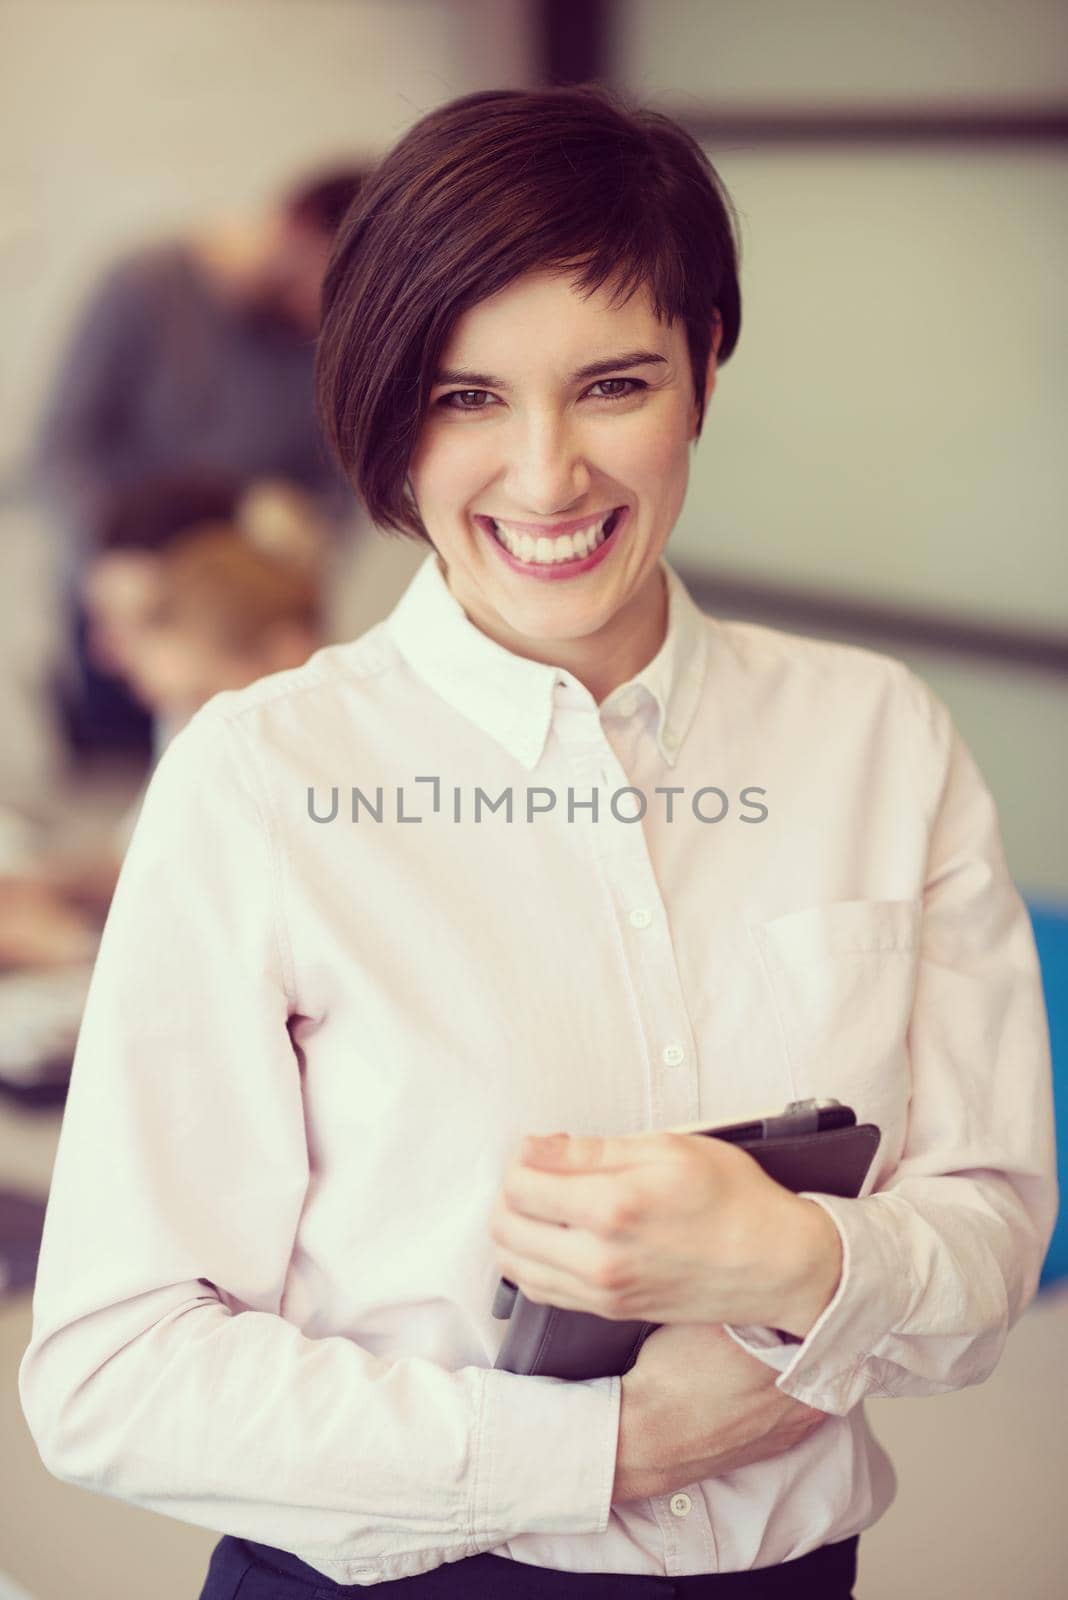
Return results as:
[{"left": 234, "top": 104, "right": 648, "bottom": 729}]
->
[
  {"left": 567, "top": 736, "right": 699, "bottom": 1131},
  {"left": 552, "top": 727, "right": 718, "bottom": 1576},
  {"left": 650, "top": 1481, "right": 718, "bottom": 1577}
]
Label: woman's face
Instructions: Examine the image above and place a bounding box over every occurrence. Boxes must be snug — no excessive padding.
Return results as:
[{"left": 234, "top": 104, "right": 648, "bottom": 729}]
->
[{"left": 407, "top": 269, "right": 719, "bottom": 701}]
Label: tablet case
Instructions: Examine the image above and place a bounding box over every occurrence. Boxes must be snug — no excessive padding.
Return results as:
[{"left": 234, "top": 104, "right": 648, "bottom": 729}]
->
[{"left": 491, "top": 1101, "right": 880, "bottom": 1380}]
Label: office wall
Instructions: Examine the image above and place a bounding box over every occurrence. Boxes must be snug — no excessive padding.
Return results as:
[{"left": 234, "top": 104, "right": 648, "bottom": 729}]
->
[
  {"left": 0, "top": 0, "right": 535, "bottom": 481},
  {"left": 614, "top": 0, "right": 1068, "bottom": 894},
  {"left": 619, "top": 0, "right": 1066, "bottom": 104},
  {"left": 614, "top": 0, "right": 1067, "bottom": 630}
]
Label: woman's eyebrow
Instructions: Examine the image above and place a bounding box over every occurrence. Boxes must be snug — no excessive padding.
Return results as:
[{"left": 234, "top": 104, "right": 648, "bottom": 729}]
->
[{"left": 431, "top": 349, "right": 668, "bottom": 391}]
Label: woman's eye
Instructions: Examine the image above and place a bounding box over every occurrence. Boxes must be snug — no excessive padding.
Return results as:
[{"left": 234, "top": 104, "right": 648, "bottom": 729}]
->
[
  {"left": 437, "top": 378, "right": 646, "bottom": 411},
  {"left": 439, "top": 389, "right": 493, "bottom": 410},
  {"left": 588, "top": 378, "right": 645, "bottom": 402}
]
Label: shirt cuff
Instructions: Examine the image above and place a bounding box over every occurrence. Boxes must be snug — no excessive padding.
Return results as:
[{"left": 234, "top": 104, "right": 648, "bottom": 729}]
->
[
  {"left": 721, "top": 1322, "right": 802, "bottom": 1372},
  {"left": 723, "top": 1190, "right": 895, "bottom": 1413},
  {"left": 473, "top": 1366, "right": 621, "bottom": 1544}
]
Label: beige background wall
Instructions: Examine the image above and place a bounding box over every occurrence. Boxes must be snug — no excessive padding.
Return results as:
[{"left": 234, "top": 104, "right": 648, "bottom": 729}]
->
[{"left": 0, "top": 0, "right": 536, "bottom": 480}]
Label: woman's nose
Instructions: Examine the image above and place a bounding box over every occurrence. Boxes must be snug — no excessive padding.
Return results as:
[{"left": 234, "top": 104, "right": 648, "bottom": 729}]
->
[{"left": 505, "top": 414, "right": 591, "bottom": 513}]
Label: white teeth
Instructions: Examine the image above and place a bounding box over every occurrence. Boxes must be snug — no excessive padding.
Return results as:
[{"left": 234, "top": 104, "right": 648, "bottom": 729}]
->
[{"left": 491, "top": 510, "right": 616, "bottom": 566}]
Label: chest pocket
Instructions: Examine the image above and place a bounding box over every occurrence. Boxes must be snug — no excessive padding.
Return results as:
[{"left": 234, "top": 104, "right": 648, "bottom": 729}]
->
[{"left": 747, "top": 898, "right": 922, "bottom": 1184}]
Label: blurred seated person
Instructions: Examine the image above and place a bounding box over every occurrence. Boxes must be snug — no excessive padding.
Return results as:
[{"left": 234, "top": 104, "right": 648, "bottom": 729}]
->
[
  {"left": 121, "top": 498, "right": 324, "bottom": 738},
  {"left": 72, "top": 471, "right": 244, "bottom": 760},
  {"left": 81, "top": 473, "right": 326, "bottom": 760},
  {"left": 0, "top": 489, "right": 324, "bottom": 971},
  {"left": 31, "top": 164, "right": 366, "bottom": 757}
]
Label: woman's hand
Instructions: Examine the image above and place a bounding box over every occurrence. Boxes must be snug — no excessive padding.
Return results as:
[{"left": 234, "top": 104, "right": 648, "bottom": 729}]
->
[
  {"left": 489, "top": 1129, "right": 842, "bottom": 1337},
  {"left": 613, "top": 1321, "right": 832, "bottom": 1503}
]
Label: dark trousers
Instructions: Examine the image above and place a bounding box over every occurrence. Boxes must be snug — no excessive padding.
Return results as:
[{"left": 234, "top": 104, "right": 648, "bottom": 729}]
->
[{"left": 199, "top": 1532, "right": 859, "bottom": 1598}]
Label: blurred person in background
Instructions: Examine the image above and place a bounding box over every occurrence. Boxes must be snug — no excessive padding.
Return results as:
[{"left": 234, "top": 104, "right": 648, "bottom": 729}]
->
[
  {"left": 0, "top": 483, "right": 324, "bottom": 1099},
  {"left": 119, "top": 503, "right": 324, "bottom": 740},
  {"left": 0, "top": 473, "right": 240, "bottom": 974},
  {"left": 81, "top": 472, "right": 327, "bottom": 762},
  {"left": 1, "top": 477, "right": 326, "bottom": 951},
  {"left": 31, "top": 164, "right": 367, "bottom": 760},
  {"left": 75, "top": 471, "right": 244, "bottom": 760}
]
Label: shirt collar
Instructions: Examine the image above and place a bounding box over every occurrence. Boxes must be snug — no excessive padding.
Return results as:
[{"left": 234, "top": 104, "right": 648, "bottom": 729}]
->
[
  {"left": 599, "top": 560, "right": 708, "bottom": 767},
  {"left": 384, "top": 550, "right": 707, "bottom": 771}
]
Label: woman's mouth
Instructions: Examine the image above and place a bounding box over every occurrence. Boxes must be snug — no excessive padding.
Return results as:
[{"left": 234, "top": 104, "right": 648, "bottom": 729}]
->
[{"left": 478, "top": 506, "right": 626, "bottom": 580}]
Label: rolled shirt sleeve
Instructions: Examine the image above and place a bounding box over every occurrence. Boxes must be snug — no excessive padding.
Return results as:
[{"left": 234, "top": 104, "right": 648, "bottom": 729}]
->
[
  {"left": 17, "top": 703, "right": 621, "bottom": 1584},
  {"left": 724, "top": 672, "right": 1059, "bottom": 1415}
]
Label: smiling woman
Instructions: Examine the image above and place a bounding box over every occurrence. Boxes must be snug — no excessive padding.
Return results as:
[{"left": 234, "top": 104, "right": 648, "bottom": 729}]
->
[
  {"left": 406, "top": 268, "right": 718, "bottom": 700},
  {"left": 18, "top": 83, "right": 1056, "bottom": 1600},
  {"left": 316, "top": 86, "right": 740, "bottom": 536},
  {"left": 316, "top": 88, "right": 739, "bottom": 701}
]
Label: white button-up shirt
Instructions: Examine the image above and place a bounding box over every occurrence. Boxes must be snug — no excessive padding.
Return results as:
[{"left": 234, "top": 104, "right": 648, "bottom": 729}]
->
[{"left": 19, "top": 551, "right": 1058, "bottom": 1586}]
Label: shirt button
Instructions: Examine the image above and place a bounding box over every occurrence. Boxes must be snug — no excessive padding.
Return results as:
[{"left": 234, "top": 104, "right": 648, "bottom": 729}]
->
[
  {"left": 662, "top": 727, "right": 679, "bottom": 752},
  {"left": 669, "top": 1491, "right": 692, "bottom": 1516},
  {"left": 662, "top": 1043, "right": 685, "bottom": 1067},
  {"left": 628, "top": 907, "right": 652, "bottom": 929},
  {"left": 617, "top": 689, "right": 640, "bottom": 717}
]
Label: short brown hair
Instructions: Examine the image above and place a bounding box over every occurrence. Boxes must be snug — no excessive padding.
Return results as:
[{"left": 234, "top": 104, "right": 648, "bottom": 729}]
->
[{"left": 316, "top": 83, "right": 742, "bottom": 543}]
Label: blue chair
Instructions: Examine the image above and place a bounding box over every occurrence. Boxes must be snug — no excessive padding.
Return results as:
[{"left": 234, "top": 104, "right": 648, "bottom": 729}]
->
[{"left": 1027, "top": 900, "right": 1067, "bottom": 1290}]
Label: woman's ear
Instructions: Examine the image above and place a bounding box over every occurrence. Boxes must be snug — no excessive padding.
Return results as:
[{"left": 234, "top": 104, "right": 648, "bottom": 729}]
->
[
  {"left": 690, "top": 312, "right": 723, "bottom": 441},
  {"left": 706, "top": 309, "right": 723, "bottom": 391}
]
